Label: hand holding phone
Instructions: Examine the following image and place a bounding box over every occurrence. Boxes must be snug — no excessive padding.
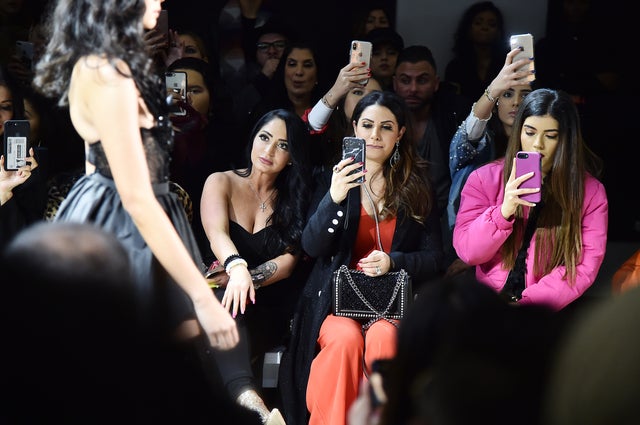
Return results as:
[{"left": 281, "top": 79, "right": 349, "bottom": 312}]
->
[
  {"left": 349, "top": 40, "right": 372, "bottom": 85},
  {"left": 3, "top": 120, "right": 30, "bottom": 171},
  {"left": 164, "top": 71, "right": 187, "bottom": 116},
  {"left": 515, "top": 151, "right": 541, "bottom": 203},
  {"left": 509, "top": 33, "right": 535, "bottom": 82},
  {"left": 342, "top": 137, "right": 366, "bottom": 183}
]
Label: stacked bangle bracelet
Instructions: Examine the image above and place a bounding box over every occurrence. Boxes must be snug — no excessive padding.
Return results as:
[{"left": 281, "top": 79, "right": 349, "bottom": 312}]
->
[
  {"left": 484, "top": 86, "right": 497, "bottom": 103},
  {"left": 223, "top": 254, "right": 248, "bottom": 273}
]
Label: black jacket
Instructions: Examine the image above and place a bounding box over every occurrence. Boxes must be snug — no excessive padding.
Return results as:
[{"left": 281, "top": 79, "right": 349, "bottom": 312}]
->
[{"left": 278, "top": 170, "right": 444, "bottom": 425}]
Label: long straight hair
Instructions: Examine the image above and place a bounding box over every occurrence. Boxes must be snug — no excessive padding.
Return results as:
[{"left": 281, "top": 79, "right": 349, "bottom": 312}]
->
[{"left": 501, "top": 88, "right": 603, "bottom": 284}]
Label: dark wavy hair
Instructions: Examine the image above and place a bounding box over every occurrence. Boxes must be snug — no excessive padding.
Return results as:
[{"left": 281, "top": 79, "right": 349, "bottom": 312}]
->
[
  {"left": 451, "top": 1, "right": 505, "bottom": 58},
  {"left": 350, "top": 90, "right": 433, "bottom": 222},
  {"left": 33, "top": 0, "right": 165, "bottom": 117},
  {"left": 235, "top": 109, "right": 312, "bottom": 254},
  {"left": 501, "top": 88, "right": 603, "bottom": 284}
]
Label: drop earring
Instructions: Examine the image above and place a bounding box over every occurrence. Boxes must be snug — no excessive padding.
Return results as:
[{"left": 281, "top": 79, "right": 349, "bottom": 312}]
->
[{"left": 389, "top": 141, "right": 400, "bottom": 168}]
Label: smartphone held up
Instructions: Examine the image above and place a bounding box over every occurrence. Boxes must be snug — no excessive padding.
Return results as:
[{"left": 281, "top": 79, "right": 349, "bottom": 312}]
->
[
  {"left": 3, "top": 120, "right": 30, "bottom": 171},
  {"left": 349, "top": 40, "right": 372, "bottom": 85},
  {"left": 509, "top": 33, "right": 535, "bottom": 82},
  {"left": 164, "top": 71, "right": 187, "bottom": 116},
  {"left": 342, "top": 137, "right": 366, "bottom": 183},
  {"left": 515, "top": 151, "right": 541, "bottom": 203}
]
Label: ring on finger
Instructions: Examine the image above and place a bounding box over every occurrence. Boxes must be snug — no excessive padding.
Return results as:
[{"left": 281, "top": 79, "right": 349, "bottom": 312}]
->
[{"left": 376, "top": 266, "right": 381, "bottom": 275}]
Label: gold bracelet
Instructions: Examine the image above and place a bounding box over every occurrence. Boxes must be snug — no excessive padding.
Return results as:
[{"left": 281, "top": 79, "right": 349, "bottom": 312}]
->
[
  {"left": 321, "top": 95, "right": 334, "bottom": 110},
  {"left": 484, "top": 86, "right": 497, "bottom": 103}
]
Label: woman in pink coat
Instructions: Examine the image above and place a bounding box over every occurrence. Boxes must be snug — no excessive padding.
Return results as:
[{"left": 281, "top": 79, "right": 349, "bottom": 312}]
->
[{"left": 453, "top": 88, "right": 607, "bottom": 311}]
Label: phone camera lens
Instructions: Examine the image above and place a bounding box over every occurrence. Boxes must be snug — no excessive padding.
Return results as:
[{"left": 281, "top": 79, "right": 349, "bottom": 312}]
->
[{"left": 352, "top": 42, "right": 357, "bottom": 50}]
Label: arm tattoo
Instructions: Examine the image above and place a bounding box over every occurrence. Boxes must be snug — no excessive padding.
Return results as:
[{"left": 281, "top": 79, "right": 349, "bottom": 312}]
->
[{"left": 250, "top": 261, "right": 277, "bottom": 285}]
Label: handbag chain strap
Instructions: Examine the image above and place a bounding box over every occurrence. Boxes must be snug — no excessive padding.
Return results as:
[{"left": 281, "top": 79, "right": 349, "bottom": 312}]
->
[
  {"left": 362, "top": 184, "right": 383, "bottom": 251},
  {"left": 340, "top": 265, "right": 404, "bottom": 324}
]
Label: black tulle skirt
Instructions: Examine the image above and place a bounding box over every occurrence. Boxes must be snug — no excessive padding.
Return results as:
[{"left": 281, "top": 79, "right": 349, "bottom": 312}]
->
[{"left": 54, "top": 172, "right": 203, "bottom": 331}]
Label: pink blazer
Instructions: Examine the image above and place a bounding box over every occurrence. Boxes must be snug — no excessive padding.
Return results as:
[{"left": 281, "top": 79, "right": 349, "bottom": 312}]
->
[{"left": 453, "top": 159, "right": 608, "bottom": 310}]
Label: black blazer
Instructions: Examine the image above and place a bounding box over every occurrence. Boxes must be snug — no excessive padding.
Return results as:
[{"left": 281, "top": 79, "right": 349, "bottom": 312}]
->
[{"left": 279, "top": 170, "right": 444, "bottom": 425}]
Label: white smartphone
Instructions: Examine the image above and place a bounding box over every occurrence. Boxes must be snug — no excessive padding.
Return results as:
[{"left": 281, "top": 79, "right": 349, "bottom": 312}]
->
[
  {"left": 3, "top": 120, "right": 31, "bottom": 171},
  {"left": 164, "top": 71, "right": 187, "bottom": 116},
  {"left": 349, "top": 40, "right": 372, "bottom": 85},
  {"left": 509, "top": 33, "right": 535, "bottom": 82}
]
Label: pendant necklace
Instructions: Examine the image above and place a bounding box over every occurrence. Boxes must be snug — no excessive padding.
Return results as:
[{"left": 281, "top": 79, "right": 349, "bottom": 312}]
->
[{"left": 248, "top": 181, "right": 274, "bottom": 213}]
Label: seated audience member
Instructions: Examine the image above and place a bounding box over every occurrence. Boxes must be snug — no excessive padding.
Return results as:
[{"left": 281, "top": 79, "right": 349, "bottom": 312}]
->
[
  {"left": 239, "top": 41, "right": 324, "bottom": 143},
  {"left": 392, "top": 45, "right": 472, "bottom": 271},
  {"left": 350, "top": 1, "right": 393, "bottom": 40},
  {"left": 305, "top": 59, "right": 379, "bottom": 172},
  {"left": 200, "top": 108, "right": 312, "bottom": 425},
  {"left": 0, "top": 221, "right": 260, "bottom": 425},
  {"left": 365, "top": 27, "right": 404, "bottom": 91},
  {"left": 445, "top": 47, "right": 534, "bottom": 277},
  {"left": 444, "top": 1, "right": 509, "bottom": 103},
  {"left": 453, "top": 88, "right": 607, "bottom": 311},
  {"left": 280, "top": 91, "right": 443, "bottom": 425},
  {"left": 165, "top": 57, "right": 238, "bottom": 256},
  {"left": 233, "top": 17, "right": 294, "bottom": 143},
  {"left": 0, "top": 69, "right": 46, "bottom": 249}
]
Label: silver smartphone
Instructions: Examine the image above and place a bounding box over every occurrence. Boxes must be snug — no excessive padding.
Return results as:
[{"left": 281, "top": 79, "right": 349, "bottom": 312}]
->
[
  {"left": 3, "top": 120, "right": 30, "bottom": 171},
  {"left": 509, "top": 33, "right": 535, "bottom": 82},
  {"left": 349, "top": 40, "right": 372, "bottom": 85}
]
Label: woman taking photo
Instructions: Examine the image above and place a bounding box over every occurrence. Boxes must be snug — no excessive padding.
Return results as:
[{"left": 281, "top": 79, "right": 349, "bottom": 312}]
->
[
  {"left": 453, "top": 88, "right": 607, "bottom": 311},
  {"left": 281, "top": 90, "right": 444, "bottom": 425}
]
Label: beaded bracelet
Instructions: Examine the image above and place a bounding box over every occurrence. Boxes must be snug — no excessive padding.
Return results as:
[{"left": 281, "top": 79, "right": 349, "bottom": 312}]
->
[
  {"left": 226, "top": 258, "right": 249, "bottom": 274},
  {"left": 321, "top": 95, "right": 334, "bottom": 110},
  {"left": 223, "top": 254, "right": 242, "bottom": 269},
  {"left": 484, "top": 86, "right": 497, "bottom": 103}
]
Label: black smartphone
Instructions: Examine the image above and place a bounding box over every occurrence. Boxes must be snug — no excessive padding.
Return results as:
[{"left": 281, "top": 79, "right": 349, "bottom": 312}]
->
[
  {"left": 342, "top": 137, "right": 366, "bottom": 183},
  {"left": 15, "top": 40, "right": 35, "bottom": 72},
  {"left": 3, "top": 120, "right": 30, "bottom": 171},
  {"left": 164, "top": 71, "right": 187, "bottom": 116},
  {"left": 369, "top": 359, "right": 391, "bottom": 409},
  {"left": 156, "top": 9, "right": 169, "bottom": 41}
]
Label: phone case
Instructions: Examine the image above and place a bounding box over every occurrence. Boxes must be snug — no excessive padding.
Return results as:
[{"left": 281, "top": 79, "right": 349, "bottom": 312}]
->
[
  {"left": 15, "top": 41, "right": 34, "bottom": 71},
  {"left": 156, "top": 10, "right": 169, "bottom": 38},
  {"left": 349, "top": 40, "right": 372, "bottom": 85},
  {"left": 515, "top": 151, "right": 541, "bottom": 203},
  {"left": 165, "top": 71, "right": 187, "bottom": 116},
  {"left": 509, "top": 33, "right": 535, "bottom": 82},
  {"left": 3, "top": 120, "right": 30, "bottom": 171},
  {"left": 342, "top": 137, "right": 366, "bottom": 183}
]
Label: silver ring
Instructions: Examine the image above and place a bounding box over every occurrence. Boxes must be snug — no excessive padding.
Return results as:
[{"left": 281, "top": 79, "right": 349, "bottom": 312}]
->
[
  {"left": 333, "top": 165, "right": 340, "bottom": 173},
  {"left": 376, "top": 266, "right": 381, "bottom": 275}
]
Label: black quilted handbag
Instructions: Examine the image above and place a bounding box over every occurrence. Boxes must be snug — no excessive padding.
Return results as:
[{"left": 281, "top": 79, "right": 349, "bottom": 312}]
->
[
  {"left": 332, "top": 264, "right": 412, "bottom": 321},
  {"left": 331, "top": 185, "right": 413, "bottom": 324}
]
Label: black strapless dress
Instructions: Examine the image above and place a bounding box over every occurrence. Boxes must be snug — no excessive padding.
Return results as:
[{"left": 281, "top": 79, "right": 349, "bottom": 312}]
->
[{"left": 54, "top": 120, "right": 203, "bottom": 331}]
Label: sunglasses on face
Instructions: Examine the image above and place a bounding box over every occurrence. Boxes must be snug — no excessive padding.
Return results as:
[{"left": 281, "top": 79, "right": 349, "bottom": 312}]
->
[{"left": 256, "top": 40, "right": 287, "bottom": 51}]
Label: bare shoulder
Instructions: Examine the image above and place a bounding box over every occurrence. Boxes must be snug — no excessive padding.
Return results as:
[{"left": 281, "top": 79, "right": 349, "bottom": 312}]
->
[
  {"left": 204, "top": 170, "right": 237, "bottom": 188},
  {"left": 71, "top": 55, "right": 134, "bottom": 90}
]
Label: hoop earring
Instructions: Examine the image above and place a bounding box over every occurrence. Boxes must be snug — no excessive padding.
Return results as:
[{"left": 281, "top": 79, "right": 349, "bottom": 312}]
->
[{"left": 389, "top": 141, "right": 400, "bottom": 168}]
